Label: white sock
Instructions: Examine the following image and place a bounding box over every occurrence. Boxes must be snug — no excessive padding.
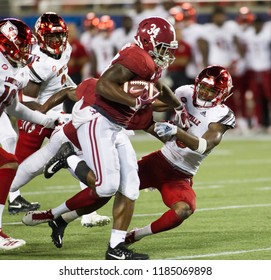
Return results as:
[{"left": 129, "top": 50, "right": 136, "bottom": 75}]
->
[
  {"left": 9, "top": 190, "right": 20, "bottom": 203},
  {"left": 0, "top": 204, "right": 4, "bottom": 228},
  {"left": 110, "top": 229, "right": 127, "bottom": 248},
  {"left": 61, "top": 210, "right": 79, "bottom": 223},
  {"left": 67, "top": 155, "right": 82, "bottom": 172},
  {"left": 134, "top": 224, "right": 153, "bottom": 241},
  {"left": 51, "top": 203, "right": 70, "bottom": 218}
]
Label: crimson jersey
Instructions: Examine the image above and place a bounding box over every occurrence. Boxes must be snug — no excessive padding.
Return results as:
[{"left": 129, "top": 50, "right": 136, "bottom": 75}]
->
[
  {"left": 76, "top": 77, "right": 97, "bottom": 105},
  {"left": 77, "top": 77, "right": 154, "bottom": 130},
  {"left": 93, "top": 44, "right": 161, "bottom": 128}
]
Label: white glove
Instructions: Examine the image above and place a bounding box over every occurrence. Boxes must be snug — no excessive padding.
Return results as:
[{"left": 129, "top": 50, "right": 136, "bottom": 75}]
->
[
  {"left": 41, "top": 116, "right": 58, "bottom": 129},
  {"left": 46, "top": 111, "right": 71, "bottom": 127},
  {"left": 154, "top": 122, "right": 177, "bottom": 138},
  {"left": 174, "top": 105, "right": 190, "bottom": 129}
]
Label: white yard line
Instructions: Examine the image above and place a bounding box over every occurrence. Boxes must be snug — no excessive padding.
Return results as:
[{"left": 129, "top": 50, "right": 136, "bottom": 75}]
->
[{"left": 165, "top": 247, "right": 271, "bottom": 260}]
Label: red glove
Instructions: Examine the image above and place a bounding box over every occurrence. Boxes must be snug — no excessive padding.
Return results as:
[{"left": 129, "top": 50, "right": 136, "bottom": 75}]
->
[{"left": 135, "top": 87, "right": 160, "bottom": 110}]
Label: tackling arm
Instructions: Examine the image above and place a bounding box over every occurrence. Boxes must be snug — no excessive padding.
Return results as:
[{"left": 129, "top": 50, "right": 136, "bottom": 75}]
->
[
  {"left": 38, "top": 87, "right": 77, "bottom": 114},
  {"left": 153, "top": 121, "right": 229, "bottom": 154},
  {"left": 6, "top": 97, "right": 56, "bottom": 128},
  {"left": 155, "top": 80, "right": 181, "bottom": 109}
]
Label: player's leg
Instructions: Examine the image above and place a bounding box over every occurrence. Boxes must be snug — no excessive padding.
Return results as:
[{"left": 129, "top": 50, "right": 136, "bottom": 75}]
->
[
  {"left": 125, "top": 151, "right": 196, "bottom": 245},
  {"left": 0, "top": 113, "right": 37, "bottom": 213},
  {"left": 79, "top": 182, "right": 110, "bottom": 227},
  {"left": 105, "top": 131, "right": 148, "bottom": 260},
  {"left": 48, "top": 197, "right": 111, "bottom": 248},
  {"left": 9, "top": 122, "right": 52, "bottom": 212},
  {"left": 9, "top": 127, "right": 71, "bottom": 214},
  {"left": 22, "top": 118, "right": 120, "bottom": 225},
  {"left": 0, "top": 148, "right": 25, "bottom": 250}
]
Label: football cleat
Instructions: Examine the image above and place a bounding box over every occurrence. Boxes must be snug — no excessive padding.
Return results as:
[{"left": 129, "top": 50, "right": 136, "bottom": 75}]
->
[
  {"left": 8, "top": 195, "right": 40, "bottom": 215},
  {"left": 81, "top": 212, "right": 110, "bottom": 227},
  {"left": 48, "top": 217, "right": 67, "bottom": 248},
  {"left": 0, "top": 230, "right": 26, "bottom": 251},
  {"left": 124, "top": 228, "right": 139, "bottom": 246},
  {"left": 105, "top": 242, "right": 149, "bottom": 260},
  {"left": 22, "top": 209, "right": 54, "bottom": 226},
  {"left": 44, "top": 142, "right": 75, "bottom": 179}
]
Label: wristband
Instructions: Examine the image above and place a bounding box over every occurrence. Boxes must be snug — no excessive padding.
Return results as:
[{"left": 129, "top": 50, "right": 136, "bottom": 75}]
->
[{"left": 195, "top": 137, "right": 207, "bottom": 154}]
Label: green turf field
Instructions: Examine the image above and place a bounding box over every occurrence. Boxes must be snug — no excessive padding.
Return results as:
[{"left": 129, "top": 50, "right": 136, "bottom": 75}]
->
[{"left": 1, "top": 132, "right": 271, "bottom": 260}]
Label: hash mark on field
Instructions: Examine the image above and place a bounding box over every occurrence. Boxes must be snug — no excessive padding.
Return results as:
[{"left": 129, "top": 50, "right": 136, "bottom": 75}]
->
[{"left": 165, "top": 247, "right": 271, "bottom": 259}]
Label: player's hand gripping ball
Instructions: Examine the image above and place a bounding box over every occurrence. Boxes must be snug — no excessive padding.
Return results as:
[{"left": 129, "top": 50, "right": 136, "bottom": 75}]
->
[{"left": 123, "top": 80, "right": 160, "bottom": 110}]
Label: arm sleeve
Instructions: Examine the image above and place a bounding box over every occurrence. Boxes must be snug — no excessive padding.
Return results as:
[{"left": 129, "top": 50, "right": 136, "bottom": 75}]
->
[{"left": 6, "top": 97, "right": 49, "bottom": 126}]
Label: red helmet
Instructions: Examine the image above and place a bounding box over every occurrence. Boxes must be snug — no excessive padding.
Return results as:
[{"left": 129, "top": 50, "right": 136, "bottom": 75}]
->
[
  {"left": 193, "top": 65, "right": 233, "bottom": 108},
  {"left": 34, "top": 12, "right": 68, "bottom": 57},
  {"left": 134, "top": 17, "right": 178, "bottom": 69},
  {"left": 0, "top": 18, "right": 36, "bottom": 67},
  {"left": 98, "top": 15, "right": 115, "bottom": 33},
  {"left": 236, "top": 7, "right": 255, "bottom": 24},
  {"left": 83, "top": 12, "right": 100, "bottom": 29}
]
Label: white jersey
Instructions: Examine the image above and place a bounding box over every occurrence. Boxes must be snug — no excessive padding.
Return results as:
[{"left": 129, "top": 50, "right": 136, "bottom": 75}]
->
[
  {"left": 181, "top": 22, "right": 205, "bottom": 79},
  {"left": 80, "top": 31, "right": 95, "bottom": 55},
  {"left": 23, "top": 43, "right": 72, "bottom": 114},
  {"left": 0, "top": 52, "right": 29, "bottom": 116},
  {"left": 200, "top": 21, "right": 237, "bottom": 68},
  {"left": 161, "top": 85, "right": 235, "bottom": 175},
  {"left": 111, "top": 27, "right": 136, "bottom": 51},
  {"left": 91, "top": 34, "right": 116, "bottom": 76},
  {"left": 242, "top": 24, "right": 271, "bottom": 71}
]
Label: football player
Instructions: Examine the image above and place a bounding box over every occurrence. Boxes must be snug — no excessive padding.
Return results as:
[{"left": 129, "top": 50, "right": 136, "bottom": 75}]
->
[
  {"left": 8, "top": 12, "right": 109, "bottom": 227},
  {"left": 0, "top": 18, "right": 57, "bottom": 250},
  {"left": 10, "top": 78, "right": 110, "bottom": 227},
  {"left": 23, "top": 65, "right": 235, "bottom": 257},
  {"left": 126, "top": 65, "right": 235, "bottom": 245},
  {"left": 7, "top": 12, "right": 73, "bottom": 213},
  {"left": 22, "top": 17, "right": 183, "bottom": 260}
]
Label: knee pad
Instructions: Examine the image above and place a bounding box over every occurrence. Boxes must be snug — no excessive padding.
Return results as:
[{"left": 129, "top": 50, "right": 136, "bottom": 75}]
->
[{"left": 95, "top": 179, "right": 120, "bottom": 198}]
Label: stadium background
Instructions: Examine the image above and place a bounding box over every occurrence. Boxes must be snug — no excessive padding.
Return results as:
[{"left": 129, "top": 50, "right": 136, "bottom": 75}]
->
[
  {"left": 0, "top": 1, "right": 271, "bottom": 30},
  {"left": 0, "top": 0, "right": 271, "bottom": 263}
]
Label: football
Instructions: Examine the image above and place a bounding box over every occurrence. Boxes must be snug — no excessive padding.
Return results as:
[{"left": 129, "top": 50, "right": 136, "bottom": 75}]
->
[{"left": 123, "top": 80, "right": 159, "bottom": 99}]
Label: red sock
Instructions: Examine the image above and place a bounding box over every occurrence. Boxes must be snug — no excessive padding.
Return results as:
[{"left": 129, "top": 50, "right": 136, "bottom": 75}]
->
[
  {"left": 0, "top": 169, "right": 17, "bottom": 204},
  {"left": 66, "top": 188, "right": 103, "bottom": 210},
  {"left": 151, "top": 209, "right": 183, "bottom": 234}
]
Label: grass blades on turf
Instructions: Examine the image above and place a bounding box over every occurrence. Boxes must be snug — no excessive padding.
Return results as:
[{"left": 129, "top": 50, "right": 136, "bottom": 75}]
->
[{"left": 1, "top": 132, "right": 271, "bottom": 260}]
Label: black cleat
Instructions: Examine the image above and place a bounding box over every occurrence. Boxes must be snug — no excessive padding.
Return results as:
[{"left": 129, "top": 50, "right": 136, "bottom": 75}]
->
[
  {"left": 105, "top": 242, "right": 149, "bottom": 260},
  {"left": 48, "top": 217, "right": 67, "bottom": 248},
  {"left": 8, "top": 195, "right": 40, "bottom": 215},
  {"left": 44, "top": 142, "right": 75, "bottom": 179}
]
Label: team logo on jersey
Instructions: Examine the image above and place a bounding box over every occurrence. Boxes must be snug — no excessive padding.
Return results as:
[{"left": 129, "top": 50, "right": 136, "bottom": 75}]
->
[
  {"left": 2, "top": 64, "right": 8, "bottom": 70},
  {"left": 52, "top": 65, "right": 57, "bottom": 72},
  {"left": 1, "top": 21, "right": 18, "bottom": 42}
]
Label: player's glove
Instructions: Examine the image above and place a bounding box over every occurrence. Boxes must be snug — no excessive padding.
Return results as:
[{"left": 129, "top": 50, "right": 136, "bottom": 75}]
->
[
  {"left": 21, "top": 120, "right": 36, "bottom": 133},
  {"left": 46, "top": 111, "right": 71, "bottom": 127},
  {"left": 154, "top": 122, "right": 177, "bottom": 139},
  {"left": 20, "top": 111, "right": 59, "bottom": 133},
  {"left": 41, "top": 115, "right": 59, "bottom": 129},
  {"left": 174, "top": 105, "right": 190, "bottom": 129},
  {"left": 135, "top": 87, "right": 160, "bottom": 111}
]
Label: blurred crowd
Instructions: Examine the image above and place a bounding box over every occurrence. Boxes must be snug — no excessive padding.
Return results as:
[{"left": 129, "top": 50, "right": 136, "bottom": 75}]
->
[{"left": 65, "top": 1, "right": 271, "bottom": 135}]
